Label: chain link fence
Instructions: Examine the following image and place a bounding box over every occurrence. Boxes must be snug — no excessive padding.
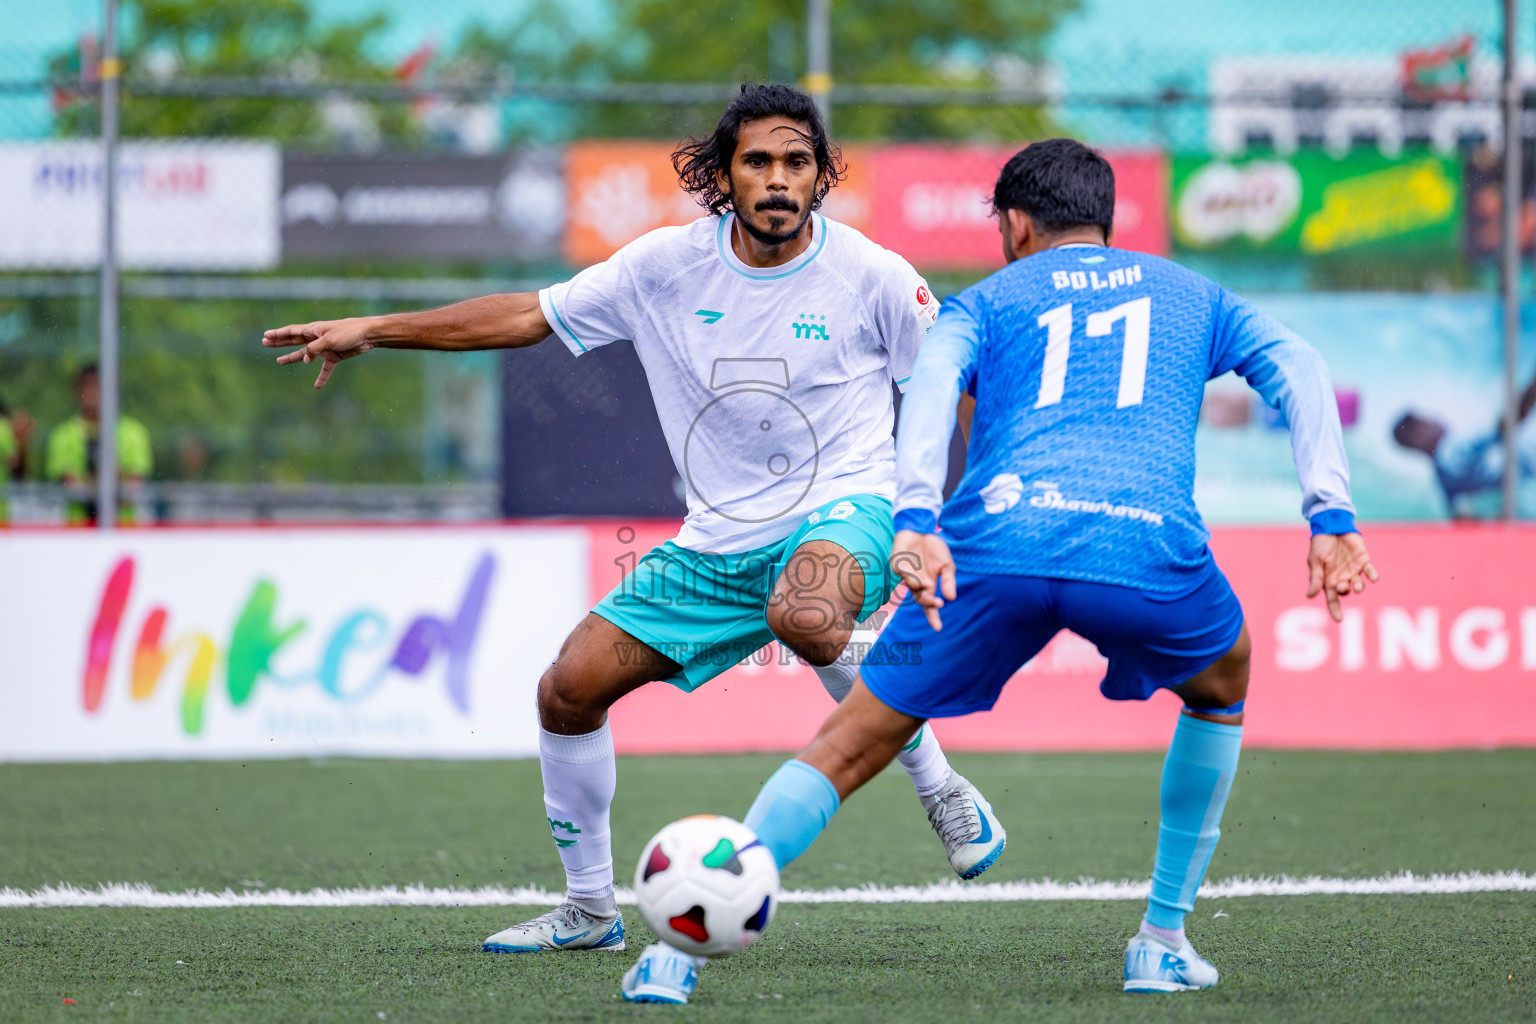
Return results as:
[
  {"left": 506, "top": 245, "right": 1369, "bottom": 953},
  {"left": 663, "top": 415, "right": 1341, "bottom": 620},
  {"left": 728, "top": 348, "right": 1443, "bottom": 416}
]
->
[{"left": 0, "top": 0, "right": 1526, "bottom": 522}]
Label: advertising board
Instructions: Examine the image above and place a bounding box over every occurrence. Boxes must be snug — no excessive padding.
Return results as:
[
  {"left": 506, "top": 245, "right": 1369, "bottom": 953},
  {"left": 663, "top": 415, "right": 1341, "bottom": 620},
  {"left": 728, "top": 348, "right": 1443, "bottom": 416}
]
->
[
  {"left": 0, "top": 141, "right": 280, "bottom": 270},
  {"left": 869, "top": 146, "right": 1169, "bottom": 268},
  {"left": 281, "top": 151, "right": 564, "bottom": 262},
  {"left": 0, "top": 528, "right": 587, "bottom": 760},
  {"left": 1172, "top": 150, "right": 1461, "bottom": 255}
]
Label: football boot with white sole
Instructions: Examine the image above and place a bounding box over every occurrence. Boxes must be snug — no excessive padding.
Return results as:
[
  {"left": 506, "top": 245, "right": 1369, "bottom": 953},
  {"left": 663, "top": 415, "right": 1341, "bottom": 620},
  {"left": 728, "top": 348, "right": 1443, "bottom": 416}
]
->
[
  {"left": 921, "top": 771, "right": 1007, "bottom": 880},
  {"left": 481, "top": 901, "right": 625, "bottom": 953},
  {"left": 621, "top": 942, "right": 704, "bottom": 1004},
  {"left": 1123, "top": 927, "right": 1219, "bottom": 992}
]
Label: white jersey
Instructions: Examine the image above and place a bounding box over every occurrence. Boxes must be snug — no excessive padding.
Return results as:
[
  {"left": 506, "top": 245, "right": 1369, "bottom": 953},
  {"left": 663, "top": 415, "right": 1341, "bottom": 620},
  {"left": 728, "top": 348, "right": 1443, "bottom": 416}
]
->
[{"left": 540, "top": 212, "right": 938, "bottom": 553}]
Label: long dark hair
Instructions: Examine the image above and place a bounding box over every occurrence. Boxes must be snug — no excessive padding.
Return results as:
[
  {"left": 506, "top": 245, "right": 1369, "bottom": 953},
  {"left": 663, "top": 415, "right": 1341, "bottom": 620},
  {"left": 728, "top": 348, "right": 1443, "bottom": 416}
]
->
[{"left": 672, "top": 83, "right": 845, "bottom": 215}]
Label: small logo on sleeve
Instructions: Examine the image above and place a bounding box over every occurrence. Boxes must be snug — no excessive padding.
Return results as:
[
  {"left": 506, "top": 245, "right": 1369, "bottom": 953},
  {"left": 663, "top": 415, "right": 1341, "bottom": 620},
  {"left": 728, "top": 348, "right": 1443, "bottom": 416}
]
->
[{"left": 695, "top": 309, "right": 724, "bottom": 324}]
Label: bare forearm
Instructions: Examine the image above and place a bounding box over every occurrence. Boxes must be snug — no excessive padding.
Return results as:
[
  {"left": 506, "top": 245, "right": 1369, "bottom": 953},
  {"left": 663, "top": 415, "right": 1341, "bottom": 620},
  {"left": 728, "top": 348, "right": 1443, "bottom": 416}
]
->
[{"left": 369, "top": 292, "right": 550, "bottom": 352}]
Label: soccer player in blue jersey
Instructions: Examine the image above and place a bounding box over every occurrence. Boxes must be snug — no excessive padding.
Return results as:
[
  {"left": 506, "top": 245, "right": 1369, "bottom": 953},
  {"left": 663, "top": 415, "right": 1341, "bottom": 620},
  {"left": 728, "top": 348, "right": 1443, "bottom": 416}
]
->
[{"left": 658, "top": 138, "right": 1380, "bottom": 1003}]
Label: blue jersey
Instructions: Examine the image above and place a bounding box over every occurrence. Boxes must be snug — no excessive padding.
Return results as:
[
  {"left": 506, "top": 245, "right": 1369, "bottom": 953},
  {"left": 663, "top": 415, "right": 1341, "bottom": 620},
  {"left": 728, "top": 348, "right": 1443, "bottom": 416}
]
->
[{"left": 892, "top": 244, "right": 1355, "bottom": 594}]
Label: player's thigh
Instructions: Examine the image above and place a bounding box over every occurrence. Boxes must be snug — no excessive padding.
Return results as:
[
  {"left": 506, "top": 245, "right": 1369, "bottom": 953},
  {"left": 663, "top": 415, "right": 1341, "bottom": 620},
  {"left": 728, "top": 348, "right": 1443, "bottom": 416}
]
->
[
  {"left": 538, "top": 613, "right": 682, "bottom": 727},
  {"left": 861, "top": 572, "right": 1059, "bottom": 719},
  {"left": 1054, "top": 565, "right": 1245, "bottom": 703}
]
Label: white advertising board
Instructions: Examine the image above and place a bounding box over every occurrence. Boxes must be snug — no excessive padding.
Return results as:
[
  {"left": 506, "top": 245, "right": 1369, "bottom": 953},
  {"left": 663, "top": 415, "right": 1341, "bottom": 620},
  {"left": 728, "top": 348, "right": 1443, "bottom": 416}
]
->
[
  {"left": 0, "top": 141, "right": 280, "bottom": 270},
  {"left": 0, "top": 528, "right": 590, "bottom": 760}
]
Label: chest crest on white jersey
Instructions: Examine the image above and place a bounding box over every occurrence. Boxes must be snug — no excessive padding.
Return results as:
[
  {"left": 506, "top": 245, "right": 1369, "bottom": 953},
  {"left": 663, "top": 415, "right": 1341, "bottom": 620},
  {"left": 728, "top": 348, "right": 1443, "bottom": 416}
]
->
[{"left": 791, "top": 312, "right": 830, "bottom": 341}]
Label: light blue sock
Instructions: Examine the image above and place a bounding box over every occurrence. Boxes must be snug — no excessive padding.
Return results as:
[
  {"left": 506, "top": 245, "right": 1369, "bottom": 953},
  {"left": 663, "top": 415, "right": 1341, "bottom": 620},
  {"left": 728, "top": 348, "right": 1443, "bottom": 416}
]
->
[
  {"left": 1144, "top": 714, "right": 1244, "bottom": 931},
  {"left": 742, "top": 759, "right": 841, "bottom": 869}
]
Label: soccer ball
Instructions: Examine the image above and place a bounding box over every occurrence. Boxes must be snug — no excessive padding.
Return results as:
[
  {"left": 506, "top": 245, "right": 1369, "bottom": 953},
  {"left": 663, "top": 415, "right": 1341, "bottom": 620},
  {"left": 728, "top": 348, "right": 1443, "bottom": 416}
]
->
[{"left": 633, "top": 815, "right": 779, "bottom": 957}]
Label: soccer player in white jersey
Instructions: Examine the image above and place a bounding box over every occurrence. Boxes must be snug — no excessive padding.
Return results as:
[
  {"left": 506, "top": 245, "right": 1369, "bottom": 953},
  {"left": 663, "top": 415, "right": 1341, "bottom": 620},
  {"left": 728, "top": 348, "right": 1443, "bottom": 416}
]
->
[{"left": 262, "top": 84, "right": 1007, "bottom": 996}]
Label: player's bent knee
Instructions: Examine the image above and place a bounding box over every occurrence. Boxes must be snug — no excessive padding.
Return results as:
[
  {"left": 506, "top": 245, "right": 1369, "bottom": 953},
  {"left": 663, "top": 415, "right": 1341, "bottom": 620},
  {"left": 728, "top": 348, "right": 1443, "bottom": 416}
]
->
[
  {"left": 766, "top": 605, "right": 851, "bottom": 667},
  {"left": 536, "top": 663, "right": 608, "bottom": 733},
  {"left": 1175, "top": 623, "right": 1251, "bottom": 712}
]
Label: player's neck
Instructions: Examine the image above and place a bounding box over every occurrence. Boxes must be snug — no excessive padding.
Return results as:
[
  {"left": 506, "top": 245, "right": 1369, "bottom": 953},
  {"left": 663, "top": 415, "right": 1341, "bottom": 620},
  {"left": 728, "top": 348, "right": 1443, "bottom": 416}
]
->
[
  {"left": 730, "top": 214, "right": 814, "bottom": 269},
  {"left": 1043, "top": 231, "right": 1106, "bottom": 252}
]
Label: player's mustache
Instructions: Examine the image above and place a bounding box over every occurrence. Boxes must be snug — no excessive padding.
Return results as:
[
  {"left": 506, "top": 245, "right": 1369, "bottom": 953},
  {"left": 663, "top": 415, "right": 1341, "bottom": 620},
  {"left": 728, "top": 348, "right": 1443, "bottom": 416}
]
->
[{"left": 755, "top": 196, "right": 800, "bottom": 213}]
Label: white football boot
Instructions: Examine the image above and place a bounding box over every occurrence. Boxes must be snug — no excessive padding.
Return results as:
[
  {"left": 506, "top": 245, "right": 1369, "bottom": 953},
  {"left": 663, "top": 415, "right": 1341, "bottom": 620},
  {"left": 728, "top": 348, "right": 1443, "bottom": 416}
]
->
[
  {"left": 481, "top": 901, "right": 625, "bottom": 953},
  {"left": 1123, "top": 925, "right": 1220, "bottom": 992},
  {"left": 921, "top": 771, "right": 1007, "bottom": 880},
  {"left": 621, "top": 942, "right": 705, "bottom": 1004}
]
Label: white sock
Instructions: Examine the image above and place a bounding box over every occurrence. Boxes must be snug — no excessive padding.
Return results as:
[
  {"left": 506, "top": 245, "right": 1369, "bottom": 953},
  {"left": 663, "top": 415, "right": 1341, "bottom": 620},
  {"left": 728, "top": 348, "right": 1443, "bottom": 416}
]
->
[
  {"left": 811, "top": 659, "right": 952, "bottom": 799},
  {"left": 539, "top": 721, "right": 616, "bottom": 901},
  {"left": 1140, "top": 920, "right": 1186, "bottom": 948},
  {"left": 896, "top": 724, "right": 952, "bottom": 799}
]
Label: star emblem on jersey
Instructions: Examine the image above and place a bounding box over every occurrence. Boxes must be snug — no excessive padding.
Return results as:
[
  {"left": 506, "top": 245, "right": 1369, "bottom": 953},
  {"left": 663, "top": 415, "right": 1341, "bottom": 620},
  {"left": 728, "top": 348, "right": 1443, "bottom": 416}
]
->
[
  {"left": 792, "top": 313, "right": 829, "bottom": 340},
  {"left": 694, "top": 309, "right": 724, "bottom": 324}
]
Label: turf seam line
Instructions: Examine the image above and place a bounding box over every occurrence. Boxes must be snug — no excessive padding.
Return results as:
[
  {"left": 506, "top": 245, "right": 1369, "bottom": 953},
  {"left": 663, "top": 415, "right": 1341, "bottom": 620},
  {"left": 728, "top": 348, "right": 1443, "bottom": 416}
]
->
[{"left": 3, "top": 872, "right": 1534, "bottom": 908}]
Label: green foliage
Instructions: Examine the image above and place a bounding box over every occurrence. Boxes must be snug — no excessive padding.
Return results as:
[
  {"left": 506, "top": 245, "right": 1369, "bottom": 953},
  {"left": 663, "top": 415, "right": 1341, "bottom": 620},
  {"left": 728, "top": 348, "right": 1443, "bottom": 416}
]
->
[
  {"left": 469, "top": 0, "right": 1080, "bottom": 143},
  {"left": 0, "top": 296, "right": 430, "bottom": 483},
  {"left": 50, "top": 0, "right": 419, "bottom": 145}
]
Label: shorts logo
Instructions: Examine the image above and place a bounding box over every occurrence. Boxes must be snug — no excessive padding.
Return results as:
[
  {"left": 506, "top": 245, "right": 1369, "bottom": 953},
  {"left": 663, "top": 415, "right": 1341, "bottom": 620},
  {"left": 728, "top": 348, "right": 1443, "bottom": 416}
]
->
[
  {"left": 826, "top": 501, "right": 857, "bottom": 520},
  {"left": 980, "top": 473, "right": 1024, "bottom": 514}
]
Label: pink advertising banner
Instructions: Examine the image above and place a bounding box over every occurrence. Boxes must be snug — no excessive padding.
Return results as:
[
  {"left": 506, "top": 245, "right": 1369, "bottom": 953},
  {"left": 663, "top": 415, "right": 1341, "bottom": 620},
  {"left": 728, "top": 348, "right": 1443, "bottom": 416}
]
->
[
  {"left": 3, "top": 523, "right": 1530, "bottom": 760},
  {"left": 603, "top": 523, "right": 1536, "bottom": 753},
  {"left": 869, "top": 146, "right": 1170, "bottom": 270}
]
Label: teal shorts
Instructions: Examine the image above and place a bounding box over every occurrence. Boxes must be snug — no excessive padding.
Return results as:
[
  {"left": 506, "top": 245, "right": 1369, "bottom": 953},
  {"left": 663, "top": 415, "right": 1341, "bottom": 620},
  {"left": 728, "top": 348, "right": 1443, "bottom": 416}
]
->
[{"left": 592, "top": 493, "right": 897, "bottom": 692}]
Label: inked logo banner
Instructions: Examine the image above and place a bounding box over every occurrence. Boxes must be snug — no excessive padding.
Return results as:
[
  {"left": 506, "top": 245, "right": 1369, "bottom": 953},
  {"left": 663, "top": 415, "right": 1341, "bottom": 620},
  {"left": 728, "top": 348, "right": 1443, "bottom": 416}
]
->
[{"left": 0, "top": 528, "right": 588, "bottom": 761}]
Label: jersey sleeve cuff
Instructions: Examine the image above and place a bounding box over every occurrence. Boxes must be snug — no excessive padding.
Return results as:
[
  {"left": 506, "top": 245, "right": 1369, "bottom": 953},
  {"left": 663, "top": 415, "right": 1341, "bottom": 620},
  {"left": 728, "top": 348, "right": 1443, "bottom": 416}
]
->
[
  {"left": 893, "top": 508, "right": 938, "bottom": 534},
  {"left": 1309, "top": 509, "right": 1357, "bottom": 536},
  {"left": 538, "top": 287, "right": 588, "bottom": 357}
]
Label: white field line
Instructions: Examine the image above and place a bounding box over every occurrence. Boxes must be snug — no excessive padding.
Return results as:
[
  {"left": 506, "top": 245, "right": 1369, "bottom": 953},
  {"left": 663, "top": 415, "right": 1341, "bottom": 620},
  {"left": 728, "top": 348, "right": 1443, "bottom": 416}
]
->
[{"left": 1, "top": 872, "right": 1534, "bottom": 909}]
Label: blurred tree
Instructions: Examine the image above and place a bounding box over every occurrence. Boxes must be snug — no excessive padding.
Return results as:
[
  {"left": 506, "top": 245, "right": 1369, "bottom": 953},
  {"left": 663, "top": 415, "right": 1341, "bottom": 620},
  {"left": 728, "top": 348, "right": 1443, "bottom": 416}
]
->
[
  {"left": 50, "top": 0, "right": 419, "bottom": 147},
  {"left": 455, "top": 0, "right": 1079, "bottom": 143}
]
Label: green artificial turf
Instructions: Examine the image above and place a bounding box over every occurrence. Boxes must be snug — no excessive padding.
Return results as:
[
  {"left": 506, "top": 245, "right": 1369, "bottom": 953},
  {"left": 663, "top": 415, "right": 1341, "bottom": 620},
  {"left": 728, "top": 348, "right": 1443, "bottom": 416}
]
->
[{"left": 1, "top": 751, "right": 1533, "bottom": 1022}]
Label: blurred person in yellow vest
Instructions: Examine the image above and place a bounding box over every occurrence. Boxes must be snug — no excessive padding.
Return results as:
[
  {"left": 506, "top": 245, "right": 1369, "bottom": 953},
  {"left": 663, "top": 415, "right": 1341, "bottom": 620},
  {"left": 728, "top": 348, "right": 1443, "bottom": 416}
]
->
[
  {"left": 0, "top": 394, "right": 34, "bottom": 526},
  {"left": 44, "top": 364, "right": 152, "bottom": 526}
]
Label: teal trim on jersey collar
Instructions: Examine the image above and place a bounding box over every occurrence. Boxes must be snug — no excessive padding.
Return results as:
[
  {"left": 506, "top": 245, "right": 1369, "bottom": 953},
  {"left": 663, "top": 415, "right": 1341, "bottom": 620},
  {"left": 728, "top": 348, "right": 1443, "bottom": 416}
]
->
[{"left": 716, "top": 212, "right": 827, "bottom": 281}]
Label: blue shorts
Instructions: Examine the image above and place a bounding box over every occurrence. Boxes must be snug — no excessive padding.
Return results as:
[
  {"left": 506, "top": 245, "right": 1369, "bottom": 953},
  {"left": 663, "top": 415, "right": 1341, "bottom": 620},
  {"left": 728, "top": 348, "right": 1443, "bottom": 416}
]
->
[{"left": 861, "top": 563, "right": 1245, "bottom": 719}]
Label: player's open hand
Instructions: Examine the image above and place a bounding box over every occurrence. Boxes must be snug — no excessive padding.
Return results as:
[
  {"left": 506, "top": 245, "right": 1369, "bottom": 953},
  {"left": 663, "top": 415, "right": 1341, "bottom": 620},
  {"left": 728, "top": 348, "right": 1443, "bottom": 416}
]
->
[
  {"left": 262, "top": 317, "right": 379, "bottom": 388},
  {"left": 891, "top": 530, "right": 957, "bottom": 632},
  {"left": 1306, "top": 531, "right": 1379, "bottom": 623}
]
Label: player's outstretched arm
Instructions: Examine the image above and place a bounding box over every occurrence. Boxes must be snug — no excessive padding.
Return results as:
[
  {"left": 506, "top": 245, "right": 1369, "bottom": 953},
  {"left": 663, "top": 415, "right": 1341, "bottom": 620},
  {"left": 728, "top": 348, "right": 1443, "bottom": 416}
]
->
[
  {"left": 891, "top": 530, "right": 957, "bottom": 631},
  {"left": 1305, "top": 531, "right": 1379, "bottom": 623},
  {"left": 262, "top": 292, "right": 550, "bottom": 389}
]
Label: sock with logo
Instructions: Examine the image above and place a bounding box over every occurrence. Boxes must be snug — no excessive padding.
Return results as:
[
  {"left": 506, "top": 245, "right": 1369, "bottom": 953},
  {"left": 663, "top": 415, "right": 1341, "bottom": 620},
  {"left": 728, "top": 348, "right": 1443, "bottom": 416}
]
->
[
  {"left": 812, "top": 660, "right": 950, "bottom": 798},
  {"left": 743, "top": 758, "right": 841, "bottom": 869},
  {"left": 1144, "top": 714, "right": 1244, "bottom": 932},
  {"left": 540, "top": 722, "right": 617, "bottom": 901}
]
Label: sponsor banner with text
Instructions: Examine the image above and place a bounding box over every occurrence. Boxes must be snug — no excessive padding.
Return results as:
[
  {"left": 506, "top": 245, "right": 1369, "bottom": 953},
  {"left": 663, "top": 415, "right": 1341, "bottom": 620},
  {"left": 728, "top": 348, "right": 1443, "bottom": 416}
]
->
[
  {"left": 0, "top": 529, "right": 588, "bottom": 761},
  {"left": 1172, "top": 150, "right": 1462, "bottom": 255},
  {"left": 281, "top": 151, "right": 564, "bottom": 262},
  {"left": 605, "top": 523, "right": 1536, "bottom": 753},
  {"left": 0, "top": 141, "right": 280, "bottom": 270},
  {"left": 869, "top": 146, "right": 1169, "bottom": 268}
]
